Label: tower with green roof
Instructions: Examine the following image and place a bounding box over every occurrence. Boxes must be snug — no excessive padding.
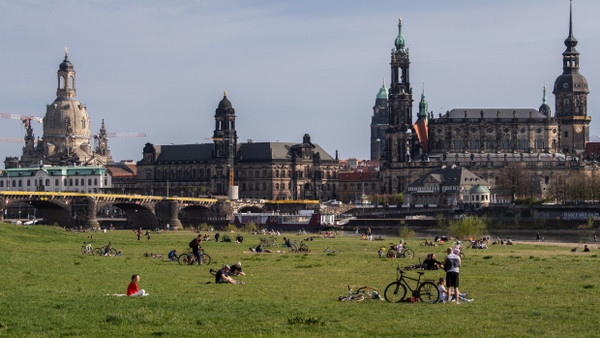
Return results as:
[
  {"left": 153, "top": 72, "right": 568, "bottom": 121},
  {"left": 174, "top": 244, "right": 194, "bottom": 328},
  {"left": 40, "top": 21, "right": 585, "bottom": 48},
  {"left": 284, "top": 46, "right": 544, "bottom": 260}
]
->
[{"left": 371, "top": 79, "right": 389, "bottom": 161}]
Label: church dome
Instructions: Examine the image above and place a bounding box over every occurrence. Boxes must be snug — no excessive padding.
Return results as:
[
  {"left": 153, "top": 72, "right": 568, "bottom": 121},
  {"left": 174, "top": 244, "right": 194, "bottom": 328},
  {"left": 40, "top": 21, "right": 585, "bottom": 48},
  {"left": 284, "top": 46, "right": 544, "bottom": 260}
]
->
[
  {"left": 539, "top": 103, "right": 551, "bottom": 116},
  {"left": 59, "top": 56, "right": 74, "bottom": 72},
  {"left": 553, "top": 73, "right": 589, "bottom": 94},
  {"left": 215, "top": 91, "right": 235, "bottom": 116},
  {"left": 376, "top": 81, "right": 388, "bottom": 100}
]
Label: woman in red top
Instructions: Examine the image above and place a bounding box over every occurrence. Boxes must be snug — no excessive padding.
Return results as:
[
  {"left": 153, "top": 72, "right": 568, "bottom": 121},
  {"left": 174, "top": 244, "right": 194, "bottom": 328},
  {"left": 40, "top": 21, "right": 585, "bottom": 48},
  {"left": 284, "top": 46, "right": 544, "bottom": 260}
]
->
[{"left": 127, "top": 274, "right": 148, "bottom": 296}]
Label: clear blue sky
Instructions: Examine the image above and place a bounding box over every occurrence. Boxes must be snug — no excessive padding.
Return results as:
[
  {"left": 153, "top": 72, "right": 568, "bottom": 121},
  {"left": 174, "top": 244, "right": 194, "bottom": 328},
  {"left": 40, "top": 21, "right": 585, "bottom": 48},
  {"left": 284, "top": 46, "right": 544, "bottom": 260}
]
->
[{"left": 1, "top": 0, "right": 599, "bottom": 167}]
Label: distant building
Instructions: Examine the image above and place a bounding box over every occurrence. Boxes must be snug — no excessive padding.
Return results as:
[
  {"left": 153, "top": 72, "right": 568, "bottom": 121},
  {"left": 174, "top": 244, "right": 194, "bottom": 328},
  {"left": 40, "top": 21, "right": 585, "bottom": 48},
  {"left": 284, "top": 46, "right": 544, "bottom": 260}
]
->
[
  {"left": 4, "top": 51, "right": 112, "bottom": 168},
  {"left": 338, "top": 171, "right": 380, "bottom": 203},
  {"left": 137, "top": 93, "right": 339, "bottom": 200},
  {"left": 0, "top": 166, "right": 111, "bottom": 193},
  {"left": 105, "top": 161, "right": 137, "bottom": 194},
  {"left": 405, "top": 166, "right": 490, "bottom": 207}
]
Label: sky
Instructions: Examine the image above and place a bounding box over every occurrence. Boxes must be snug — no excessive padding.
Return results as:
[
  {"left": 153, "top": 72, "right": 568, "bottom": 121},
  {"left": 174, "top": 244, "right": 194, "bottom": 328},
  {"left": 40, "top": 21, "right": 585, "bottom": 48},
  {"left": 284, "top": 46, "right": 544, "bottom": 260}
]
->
[{"left": 1, "top": 0, "right": 599, "bottom": 168}]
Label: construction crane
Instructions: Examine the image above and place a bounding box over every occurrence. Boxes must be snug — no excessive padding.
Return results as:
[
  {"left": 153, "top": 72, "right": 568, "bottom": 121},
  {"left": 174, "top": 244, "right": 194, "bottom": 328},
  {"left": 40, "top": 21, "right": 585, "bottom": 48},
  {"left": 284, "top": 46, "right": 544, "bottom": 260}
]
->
[
  {"left": 94, "top": 132, "right": 147, "bottom": 138},
  {"left": 0, "top": 113, "right": 43, "bottom": 124}
]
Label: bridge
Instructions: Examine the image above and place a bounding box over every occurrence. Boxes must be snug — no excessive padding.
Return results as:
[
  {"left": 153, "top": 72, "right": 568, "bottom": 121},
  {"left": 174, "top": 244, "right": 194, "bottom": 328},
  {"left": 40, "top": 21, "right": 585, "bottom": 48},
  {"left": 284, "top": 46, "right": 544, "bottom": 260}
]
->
[{"left": 0, "top": 192, "right": 321, "bottom": 229}]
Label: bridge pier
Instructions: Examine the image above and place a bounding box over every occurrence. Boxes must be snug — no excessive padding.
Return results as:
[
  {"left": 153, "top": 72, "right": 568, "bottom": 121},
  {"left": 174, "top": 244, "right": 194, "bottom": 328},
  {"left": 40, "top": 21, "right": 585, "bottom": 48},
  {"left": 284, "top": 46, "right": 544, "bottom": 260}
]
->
[
  {"left": 167, "top": 200, "right": 182, "bottom": 230},
  {"left": 86, "top": 198, "right": 100, "bottom": 229}
]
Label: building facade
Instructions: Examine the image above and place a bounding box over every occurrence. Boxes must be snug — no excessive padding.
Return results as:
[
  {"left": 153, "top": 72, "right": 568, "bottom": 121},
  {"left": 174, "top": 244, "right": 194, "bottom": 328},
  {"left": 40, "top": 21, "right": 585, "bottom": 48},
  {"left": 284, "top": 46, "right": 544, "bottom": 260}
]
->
[
  {"left": 0, "top": 166, "right": 111, "bottom": 193},
  {"left": 377, "top": 4, "right": 593, "bottom": 200},
  {"left": 136, "top": 94, "right": 339, "bottom": 200}
]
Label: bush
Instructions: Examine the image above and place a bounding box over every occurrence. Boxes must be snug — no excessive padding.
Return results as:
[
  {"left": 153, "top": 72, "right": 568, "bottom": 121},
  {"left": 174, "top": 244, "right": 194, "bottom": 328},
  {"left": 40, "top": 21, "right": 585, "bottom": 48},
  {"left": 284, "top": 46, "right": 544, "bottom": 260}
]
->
[
  {"left": 398, "top": 226, "right": 415, "bottom": 239},
  {"left": 243, "top": 221, "right": 258, "bottom": 233},
  {"left": 224, "top": 224, "right": 237, "bottom": 232},
  {"left": 449, "top": 216, "right": 487, "bottom": 240}
]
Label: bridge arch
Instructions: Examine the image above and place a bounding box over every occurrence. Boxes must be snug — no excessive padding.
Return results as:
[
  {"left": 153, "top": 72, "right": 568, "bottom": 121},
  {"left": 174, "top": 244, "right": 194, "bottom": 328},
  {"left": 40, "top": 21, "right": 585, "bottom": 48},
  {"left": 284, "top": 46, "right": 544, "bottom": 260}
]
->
[
  {"left": 6, "top": 199, "right": 73, "bottom": 226},
  {"left": 106, "top": 202, "right": 158, "bottom": 229},
  {"left": 236, "top": 205, "right": 264, "bottom": 214}
]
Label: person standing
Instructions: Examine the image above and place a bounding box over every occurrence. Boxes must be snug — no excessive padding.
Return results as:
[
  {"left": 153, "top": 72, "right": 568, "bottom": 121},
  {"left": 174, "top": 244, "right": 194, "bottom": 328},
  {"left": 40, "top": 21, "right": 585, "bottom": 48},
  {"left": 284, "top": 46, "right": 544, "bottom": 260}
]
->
[
  {"left": 190, "top": 234, "right": 203, "bottom": 265},
  {"left": 443, "top": 247, "right": 461, "bottom": 304}
]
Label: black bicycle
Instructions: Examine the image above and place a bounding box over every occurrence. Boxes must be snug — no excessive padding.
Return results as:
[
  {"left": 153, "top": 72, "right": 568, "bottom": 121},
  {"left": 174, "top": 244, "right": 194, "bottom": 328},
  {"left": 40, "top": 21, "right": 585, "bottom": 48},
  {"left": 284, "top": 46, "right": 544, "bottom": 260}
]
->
[
  {"left": 384, "top": 266, "right": 439, "bottom": 303},
  {"left": 178, "top": 248, "right": 212, "bottom": 265}
]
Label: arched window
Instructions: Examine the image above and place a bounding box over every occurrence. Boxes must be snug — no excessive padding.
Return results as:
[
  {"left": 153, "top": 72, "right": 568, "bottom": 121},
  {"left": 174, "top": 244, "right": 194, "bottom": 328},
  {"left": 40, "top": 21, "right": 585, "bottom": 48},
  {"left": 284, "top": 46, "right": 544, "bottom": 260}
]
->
[{"left": 88, "top": 179, "right": 92, "bottom": 185}]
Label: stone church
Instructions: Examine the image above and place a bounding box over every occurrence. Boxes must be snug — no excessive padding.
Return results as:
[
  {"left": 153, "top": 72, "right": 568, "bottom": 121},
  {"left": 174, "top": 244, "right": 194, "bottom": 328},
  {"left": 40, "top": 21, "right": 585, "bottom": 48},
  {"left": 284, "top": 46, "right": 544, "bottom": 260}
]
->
[
  {"left": 4, "top": 51, "right": 112, "bottom": 168},
  {"left": 136, "top": 93, "right": 339, "bottom": 200},
  {"left": 373, "top": 4, "right": 592, "bottom": 199}
]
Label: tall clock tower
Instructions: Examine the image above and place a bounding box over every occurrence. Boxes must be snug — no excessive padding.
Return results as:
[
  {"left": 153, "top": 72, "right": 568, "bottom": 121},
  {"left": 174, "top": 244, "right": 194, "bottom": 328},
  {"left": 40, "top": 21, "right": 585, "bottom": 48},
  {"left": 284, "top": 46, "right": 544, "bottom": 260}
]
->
[{"left": 553, "top": 1, "right": 590, "bottom": 155}]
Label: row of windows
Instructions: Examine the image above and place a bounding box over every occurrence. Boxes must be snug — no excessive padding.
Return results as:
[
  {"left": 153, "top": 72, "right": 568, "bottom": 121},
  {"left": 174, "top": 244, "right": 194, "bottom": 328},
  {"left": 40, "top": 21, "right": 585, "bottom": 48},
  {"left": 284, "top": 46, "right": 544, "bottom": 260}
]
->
[
  {"left": 152, "top": 167, "right": 339, "bottom": 181},
  {"left": 341, "top": 183, "right": 378, "bottom": 191},
  {"left": 452, "top": 138, "right": 549, "bottom": 150},
  {"left": 240, "top": 182, "right": 338, "bottom": 192},
  {"left": 0, "top": 178, "right": 103, "bottom": 188}
]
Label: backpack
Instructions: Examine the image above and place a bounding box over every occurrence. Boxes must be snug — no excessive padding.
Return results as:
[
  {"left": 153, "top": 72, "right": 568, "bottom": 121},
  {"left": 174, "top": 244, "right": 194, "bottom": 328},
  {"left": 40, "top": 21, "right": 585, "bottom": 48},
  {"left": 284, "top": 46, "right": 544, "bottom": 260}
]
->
[{"left": 189, "top": 239, "right": 196, "bottom": 248}]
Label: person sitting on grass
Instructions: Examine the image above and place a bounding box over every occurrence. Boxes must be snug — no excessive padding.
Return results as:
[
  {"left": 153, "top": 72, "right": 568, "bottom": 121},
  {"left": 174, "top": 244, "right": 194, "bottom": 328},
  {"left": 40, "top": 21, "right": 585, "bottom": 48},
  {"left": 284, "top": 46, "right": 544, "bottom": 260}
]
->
[
  {"left": 229, "top": 261, "right": 246, "bottom": 276},
  {"left": 436, "top": 278, "right": 472, "bottom": 303},
  {"left": 216, "top": 265, "right": 244, "bottom": 284},
  {"left": 103, "top": 242, "right": 112, "bottom": 256},
  {"left": 127, "top": 274, "right": 148, "bottom": 296},
  {"left": 422, "top": 253, "right": 443, "bottom": 270},
  {"left": 583, "top": 245, "right": 590, "bottom": 252},
  {"left": 168, "top": 249, "right": 177, "bottom": 261},
  {"left": 283, "top": 237, "right": 292, "bottom": 247}
]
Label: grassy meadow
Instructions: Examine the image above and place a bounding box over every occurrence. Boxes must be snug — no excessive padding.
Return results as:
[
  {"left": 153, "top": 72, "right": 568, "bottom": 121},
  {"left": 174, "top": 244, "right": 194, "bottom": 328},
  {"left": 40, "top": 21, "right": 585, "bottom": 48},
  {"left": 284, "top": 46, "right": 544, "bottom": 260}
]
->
[{"left": 0, "top": 223, "right": 599, "bottom": 337}]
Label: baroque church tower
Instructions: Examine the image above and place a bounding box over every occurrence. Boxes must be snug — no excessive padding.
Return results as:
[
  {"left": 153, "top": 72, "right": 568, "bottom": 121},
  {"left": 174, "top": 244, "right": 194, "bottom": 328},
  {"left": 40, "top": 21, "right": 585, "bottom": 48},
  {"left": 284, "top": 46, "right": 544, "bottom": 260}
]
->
[
  {"left": 370, "top": 79, "right": 389, "bottom": 161},
  {"left": 381, "top": 17, "right": 423, "bottom": 193},
  {"left": 213, "top": 91, "right": 238, "bottom": 195},
  {"left": 553, "top": 0, "right": 590, "bottom": 155}
]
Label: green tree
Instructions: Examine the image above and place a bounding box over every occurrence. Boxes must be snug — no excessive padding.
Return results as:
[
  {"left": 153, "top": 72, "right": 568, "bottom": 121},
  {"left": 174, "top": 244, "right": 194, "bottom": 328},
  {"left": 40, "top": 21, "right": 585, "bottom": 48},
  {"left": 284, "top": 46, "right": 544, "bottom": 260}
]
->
[{"left": 448, "top": 216, "right": 488, "bottom": 240}]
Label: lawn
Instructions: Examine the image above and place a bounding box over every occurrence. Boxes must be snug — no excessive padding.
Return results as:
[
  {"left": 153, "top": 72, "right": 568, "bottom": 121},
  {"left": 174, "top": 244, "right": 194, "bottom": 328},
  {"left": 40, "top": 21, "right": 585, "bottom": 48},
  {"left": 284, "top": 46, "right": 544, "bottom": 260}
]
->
[{"left": 0, "top": 224, "right": 598, "bottom": 337}]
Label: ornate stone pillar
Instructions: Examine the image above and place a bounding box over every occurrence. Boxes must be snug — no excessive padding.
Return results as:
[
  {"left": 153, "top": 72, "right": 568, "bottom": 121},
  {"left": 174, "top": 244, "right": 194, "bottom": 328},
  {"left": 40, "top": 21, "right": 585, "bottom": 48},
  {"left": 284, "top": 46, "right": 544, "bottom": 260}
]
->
[{"left": 167, "top": 200, "right": 182, "bottom": 230}]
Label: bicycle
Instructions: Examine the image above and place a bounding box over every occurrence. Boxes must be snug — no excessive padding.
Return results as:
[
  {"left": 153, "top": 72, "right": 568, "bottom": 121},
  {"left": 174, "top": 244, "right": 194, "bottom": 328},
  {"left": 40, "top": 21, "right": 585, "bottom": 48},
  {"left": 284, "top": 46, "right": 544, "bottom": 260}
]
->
[
  {"left": 259, "top": 237, "right": 278, "bottom": 248},
  {"left": 81, "top": 241, "right": 94, "bottom": 255},
  {"left": 384, "top": 265, "right": 439, "bottom": 303},
  {"left": 289, "top": 240, "right": 310, "bottom": 253},
  {"left": 387, "top": 244, "right": 414, "bottom": 259},
  {"left": 94, "top": 242, "right": 117, "bottom": 256},
  {"left": 178, "top": 248, "right": 212, "bottom": 266}
]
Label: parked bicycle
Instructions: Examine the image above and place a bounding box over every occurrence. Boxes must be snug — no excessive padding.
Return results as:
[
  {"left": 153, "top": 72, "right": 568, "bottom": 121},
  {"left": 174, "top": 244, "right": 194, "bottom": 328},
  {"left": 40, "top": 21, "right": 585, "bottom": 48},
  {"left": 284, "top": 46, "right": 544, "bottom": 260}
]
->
[
  {"left": 178, "top": 248, "right": 212, "bottom": 266},
  {"left": 81, "top": 241, "right": 94, "bottom": 255},
  {"left": 94, "top": 242, "right": 117, "bottom": 256},
  {"left": 259, "top": 237, "right": 278, "bottom": 248},
  {"left": 384, "top": 265, "right": 439, "bottom": 303},
  {"left": 387, "top": 244, "right": 414, "bottom": 258},
  {"left": 289, "top": 240, "right": 310, "bottom": 253},
  {"left": 339, "top": 285, "right": 382, "bottom": 302}
]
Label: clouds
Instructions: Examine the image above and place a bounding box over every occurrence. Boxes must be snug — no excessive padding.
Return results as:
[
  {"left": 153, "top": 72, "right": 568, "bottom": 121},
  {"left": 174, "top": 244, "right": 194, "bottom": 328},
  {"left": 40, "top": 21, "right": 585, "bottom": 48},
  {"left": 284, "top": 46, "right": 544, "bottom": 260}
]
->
[{"left": 0, "top": 0, "right": 599, "bottom": 165}]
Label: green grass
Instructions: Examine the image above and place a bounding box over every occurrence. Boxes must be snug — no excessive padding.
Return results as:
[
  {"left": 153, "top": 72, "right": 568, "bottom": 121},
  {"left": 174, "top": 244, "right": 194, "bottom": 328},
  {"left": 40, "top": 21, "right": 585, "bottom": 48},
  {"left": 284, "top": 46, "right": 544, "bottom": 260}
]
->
[{"left": 0, "top": 224, "right": 599, "bottom": 336}]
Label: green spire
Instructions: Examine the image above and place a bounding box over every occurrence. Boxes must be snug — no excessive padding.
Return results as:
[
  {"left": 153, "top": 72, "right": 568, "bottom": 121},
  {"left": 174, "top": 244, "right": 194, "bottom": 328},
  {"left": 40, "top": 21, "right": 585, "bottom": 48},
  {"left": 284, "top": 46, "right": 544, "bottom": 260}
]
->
[
  {"left": 376, "top": 78, "right": 388, "bottom": 100},
  {"left": 542, "top": 85, "right": 547, "bottom": 104},
  {"left": 395, "top": 17, "right": 405, "bottom": 50},
  {"left": 418, "top": 90, "right": 428, "bottom": 121}
]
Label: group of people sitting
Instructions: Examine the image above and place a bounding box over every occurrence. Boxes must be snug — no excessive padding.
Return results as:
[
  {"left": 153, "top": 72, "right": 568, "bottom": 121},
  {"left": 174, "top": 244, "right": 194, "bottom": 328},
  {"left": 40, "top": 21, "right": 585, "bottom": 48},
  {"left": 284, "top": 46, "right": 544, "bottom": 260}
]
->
[
  {"left": 571, "top": 245, "right": 590, "bottom": 253},
  {"left": 210, "top": 261, "right": 246, "bottom": 284}
]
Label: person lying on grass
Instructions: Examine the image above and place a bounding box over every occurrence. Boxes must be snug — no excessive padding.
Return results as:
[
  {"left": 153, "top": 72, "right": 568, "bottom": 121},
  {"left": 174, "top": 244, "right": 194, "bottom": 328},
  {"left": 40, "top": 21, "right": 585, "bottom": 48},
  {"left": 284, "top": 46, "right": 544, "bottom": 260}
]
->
[
  {"left": 216, "top": 265, "right": 244, "bottom": 284},
  {"left": 127, "top": 274, "right": 148, "bottom": 296}
]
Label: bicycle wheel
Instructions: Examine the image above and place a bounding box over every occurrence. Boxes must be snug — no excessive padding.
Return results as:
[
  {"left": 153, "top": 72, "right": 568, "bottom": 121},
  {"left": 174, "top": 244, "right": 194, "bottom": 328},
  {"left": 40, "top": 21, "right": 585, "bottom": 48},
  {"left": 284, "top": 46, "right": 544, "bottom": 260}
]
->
[
  {"left": 290, "top": 244, "right": 299, "bottom": 252},
  {"left": 93, "top": 248, "right": 104, "bottom": 256},
  {"left": 402, "top": 249, "right": 415, "bottom": 259},
  {"left": 299, "top": 244, "right": 310, "bottom": 252},
  {"left": 384, "top": 282, "right": 407, "bottom": 303},
  {"left": 201, "top": 254, "right": 212, "bottom": 265},
  {"left": 81, "top": 246, "right": 88, "bottom": 255},
  {"left": 387, "top": 249, "right": 398, "bottom": 258},
  {"left": 417, "top": 281, "right": 440, "bottom": 303},
  {"left": 178, "top": 254, "right": 192, "bottom": 265},
  {"left": 356, "top": 286, "right": 381, "bottom": 299},
  {"left": 459, "top": 252, "right": 465, "bottom": 260},
  {"left": 110, "top": 248, "right": 118, "bottom": 255}
]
